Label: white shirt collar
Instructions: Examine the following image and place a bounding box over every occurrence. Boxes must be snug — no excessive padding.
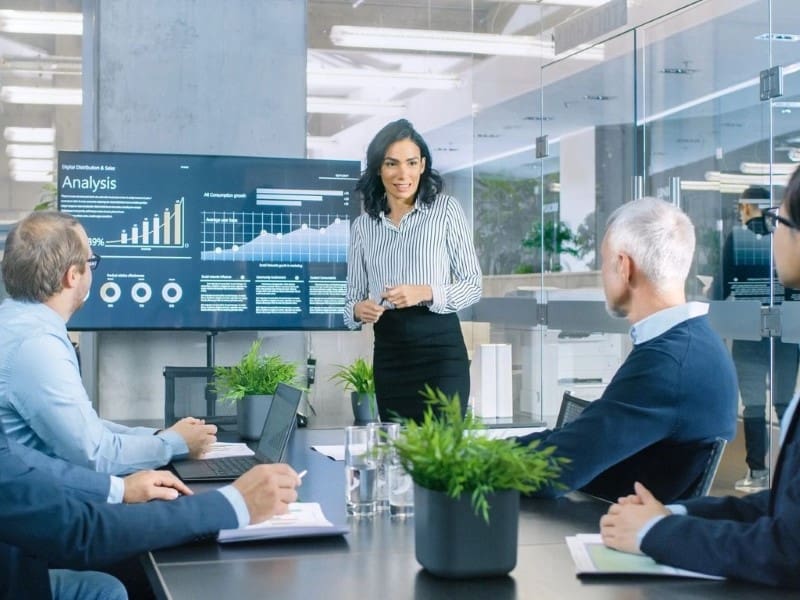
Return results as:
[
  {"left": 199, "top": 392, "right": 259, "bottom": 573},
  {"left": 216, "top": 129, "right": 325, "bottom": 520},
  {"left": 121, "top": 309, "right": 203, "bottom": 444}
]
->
[{"left": 630, "top": 301, "right": 709, "bottom": 345}]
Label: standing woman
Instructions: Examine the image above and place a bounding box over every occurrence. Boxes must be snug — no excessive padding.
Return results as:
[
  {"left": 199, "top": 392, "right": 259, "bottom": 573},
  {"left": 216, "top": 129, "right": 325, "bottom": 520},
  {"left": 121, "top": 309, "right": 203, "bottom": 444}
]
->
[{"left": 343, "top": 119, "right": 482, "bottom": 422}]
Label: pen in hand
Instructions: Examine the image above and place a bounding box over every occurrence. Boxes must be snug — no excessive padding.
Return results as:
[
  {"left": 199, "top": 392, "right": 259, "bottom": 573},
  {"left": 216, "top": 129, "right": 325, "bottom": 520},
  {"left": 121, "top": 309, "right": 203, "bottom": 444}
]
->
[{"left": 296, "top": 470, "right": 307, "bottom": 502}]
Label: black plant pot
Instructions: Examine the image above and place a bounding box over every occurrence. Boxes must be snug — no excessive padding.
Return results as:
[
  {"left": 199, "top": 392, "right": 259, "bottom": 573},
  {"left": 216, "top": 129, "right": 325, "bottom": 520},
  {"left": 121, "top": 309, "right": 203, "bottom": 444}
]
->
[
  {"left": 351, "top": 392, "right": 378, "bottom": 424},
  {"left": 414, "top": 485, "right": 519, "bottom": 578}
]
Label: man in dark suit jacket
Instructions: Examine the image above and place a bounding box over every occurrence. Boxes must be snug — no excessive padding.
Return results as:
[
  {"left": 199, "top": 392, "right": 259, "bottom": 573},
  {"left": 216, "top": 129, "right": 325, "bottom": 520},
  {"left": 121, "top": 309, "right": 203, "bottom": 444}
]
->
[
  {"left": 599, "top": 165, "right": 800, "bottom": 588},
  {"left": 0, "top": 427, "right": 301, "bottom": 599}
]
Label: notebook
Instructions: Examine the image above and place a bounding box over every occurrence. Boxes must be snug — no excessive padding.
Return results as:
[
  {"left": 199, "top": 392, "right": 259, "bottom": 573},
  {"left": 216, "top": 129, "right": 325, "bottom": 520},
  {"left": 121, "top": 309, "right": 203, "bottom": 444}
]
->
[{"left": 172, "top": 382, "right": 303, "bottom": 482}]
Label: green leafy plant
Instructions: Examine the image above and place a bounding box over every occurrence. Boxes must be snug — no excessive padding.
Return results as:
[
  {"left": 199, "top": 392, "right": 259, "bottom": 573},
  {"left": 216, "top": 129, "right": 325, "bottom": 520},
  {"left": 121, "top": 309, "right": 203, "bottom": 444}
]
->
[
  {"left": 330, "top": 358, "right": 375, "bottom": 393},
  {"left": 390, "top": 386, "right": 567, "bottom": 523},
  {"left": 330, "top": 358, "right": 377, "bottom": 417},
  {"left": 34, "top": 182, "right": 57, "bottom": 211},
  {"left": 213, "top": 340, "right": 300, "bottom": 402}
]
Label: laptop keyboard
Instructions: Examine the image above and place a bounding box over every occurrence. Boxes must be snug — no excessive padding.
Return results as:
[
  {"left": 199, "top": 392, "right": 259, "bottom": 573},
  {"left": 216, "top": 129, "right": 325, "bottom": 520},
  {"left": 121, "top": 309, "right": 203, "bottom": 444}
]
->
[{"left": 206, "top": 455, "right": 258, "bottom": 475}]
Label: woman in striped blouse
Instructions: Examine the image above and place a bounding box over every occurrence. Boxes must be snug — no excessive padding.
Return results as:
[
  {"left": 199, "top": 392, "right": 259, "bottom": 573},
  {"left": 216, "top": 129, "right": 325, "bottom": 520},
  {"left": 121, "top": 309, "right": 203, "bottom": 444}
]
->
[{"left": 343, "top": 119, "right": 482, "bottom": 422}]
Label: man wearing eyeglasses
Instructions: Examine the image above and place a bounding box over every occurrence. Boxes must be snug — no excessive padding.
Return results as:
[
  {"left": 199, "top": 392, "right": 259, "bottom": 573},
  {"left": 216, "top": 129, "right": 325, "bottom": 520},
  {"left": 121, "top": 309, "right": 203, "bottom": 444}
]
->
[
  {"left": 0, "top": 211, "right": 217, "bottom": 476},
  {"left": 717, "top": 186, "right": 799, "bottom": 493}
]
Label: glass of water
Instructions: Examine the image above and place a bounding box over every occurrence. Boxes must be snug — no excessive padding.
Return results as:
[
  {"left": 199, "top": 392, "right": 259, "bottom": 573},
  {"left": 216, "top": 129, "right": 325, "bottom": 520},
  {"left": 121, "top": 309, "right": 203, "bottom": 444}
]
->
[
  {"left": 344, "top": 425, "right": 377, "bottom": 517},
  {"left": 369, "top": 422, "right": 400, "bottom": 511},
  {"left": 388, "top": 460, "right": 414, "bottom": 517}
]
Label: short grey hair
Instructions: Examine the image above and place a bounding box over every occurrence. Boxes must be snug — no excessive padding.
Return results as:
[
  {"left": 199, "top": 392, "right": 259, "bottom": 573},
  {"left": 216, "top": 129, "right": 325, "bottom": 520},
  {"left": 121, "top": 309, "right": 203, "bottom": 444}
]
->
[
  {"left": 2, "top": 211, "right": 86, "bottom": 302},
  {"left": 605, "top": 198, "right": 695, "bottom": 292}
]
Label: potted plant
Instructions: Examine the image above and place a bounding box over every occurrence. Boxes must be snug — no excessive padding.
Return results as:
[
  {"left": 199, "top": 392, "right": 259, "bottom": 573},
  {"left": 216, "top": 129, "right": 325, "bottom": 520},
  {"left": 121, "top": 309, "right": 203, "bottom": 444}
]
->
[
  {"left": 214, "top": 340, "right": 301, "bottom": 440},
  {"left": 390, "top": 386, "right": 566, "bottom": 579},
  {"left": 330, "top": 358, "right": 378, "bottom": 424}
]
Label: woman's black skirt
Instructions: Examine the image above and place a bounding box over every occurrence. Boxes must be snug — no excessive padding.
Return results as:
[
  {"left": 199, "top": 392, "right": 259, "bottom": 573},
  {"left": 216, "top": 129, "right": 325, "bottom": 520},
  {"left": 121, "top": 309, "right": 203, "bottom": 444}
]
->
[{"left": 373, "top": 307, "right": 469, "bottom": 423}]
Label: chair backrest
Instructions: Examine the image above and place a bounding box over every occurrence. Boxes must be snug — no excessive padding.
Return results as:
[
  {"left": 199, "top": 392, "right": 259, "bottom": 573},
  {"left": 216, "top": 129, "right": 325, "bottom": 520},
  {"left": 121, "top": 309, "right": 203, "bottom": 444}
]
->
[
  {"left": 163, "top": 366, "right": 235, "bottom": 427},
  {"left": 556, "top": 391, "right": 592, "bottom": 428},
  {"left": 688, "top": 437, "right": 727, "bottom": 498}
]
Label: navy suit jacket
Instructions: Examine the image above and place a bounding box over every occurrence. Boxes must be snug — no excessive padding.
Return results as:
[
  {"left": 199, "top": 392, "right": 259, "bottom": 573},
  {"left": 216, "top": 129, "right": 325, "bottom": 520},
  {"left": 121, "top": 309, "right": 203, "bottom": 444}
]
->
[
  {"left": 642, "top": 402, "right": 800, "bottom": 587},
  {"left": 0, "top": 430, "right": 238, "bottom": 600}
]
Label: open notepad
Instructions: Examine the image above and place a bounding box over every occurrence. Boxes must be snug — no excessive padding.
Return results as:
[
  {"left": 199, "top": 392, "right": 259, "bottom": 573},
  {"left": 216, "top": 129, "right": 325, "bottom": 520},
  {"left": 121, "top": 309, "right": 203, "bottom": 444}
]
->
[
  {"left": 218, "top": 502, "right": 349, "bottom": 543},
  {"left": 566, "top": 534, "right": 723, "bottom": 580}
]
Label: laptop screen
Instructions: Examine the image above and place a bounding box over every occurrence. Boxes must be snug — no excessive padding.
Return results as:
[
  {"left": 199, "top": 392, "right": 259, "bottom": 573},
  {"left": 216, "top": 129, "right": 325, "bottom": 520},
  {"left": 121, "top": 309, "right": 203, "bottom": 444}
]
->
[{"left": 255, "top": 383, "right": 302, "bottom": 462}]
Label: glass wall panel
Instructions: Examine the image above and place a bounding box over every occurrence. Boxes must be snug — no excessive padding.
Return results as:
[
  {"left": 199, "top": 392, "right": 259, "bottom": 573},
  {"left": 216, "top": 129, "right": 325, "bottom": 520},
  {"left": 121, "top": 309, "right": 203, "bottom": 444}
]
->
[
  {"left": 770, "top": 0, "right": 800, "bottom": 483},
  {"left": 520, "top": 32, "right": 637, "bottom": 424},
  {"left": 639, "top": 0, "right": 788, "bottom": 492}
]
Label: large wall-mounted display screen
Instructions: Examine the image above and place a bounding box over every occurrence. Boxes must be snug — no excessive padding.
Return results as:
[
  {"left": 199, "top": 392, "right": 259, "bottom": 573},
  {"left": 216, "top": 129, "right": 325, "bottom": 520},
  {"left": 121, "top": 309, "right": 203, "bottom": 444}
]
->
[{"left": 58, "top": 151, "right": 361, "bottom": 331}]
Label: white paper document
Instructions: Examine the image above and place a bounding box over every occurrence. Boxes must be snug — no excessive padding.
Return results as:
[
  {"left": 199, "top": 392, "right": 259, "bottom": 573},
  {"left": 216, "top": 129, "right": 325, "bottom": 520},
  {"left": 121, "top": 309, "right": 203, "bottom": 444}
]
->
[
  {"left": 478, "top": 427, "right": 546, "bottom": 440},
  {"left": 310, "top": 444, "right": 345, "bottom": 461},
  {"left": 201, "top": 442, "right": 255, "bottom": 460},
  {"left": 566, "top": 534, "right": 723, "bottom": 580},
  {"left": 218, "top": 502, "right": 348, "bottom": 543}
]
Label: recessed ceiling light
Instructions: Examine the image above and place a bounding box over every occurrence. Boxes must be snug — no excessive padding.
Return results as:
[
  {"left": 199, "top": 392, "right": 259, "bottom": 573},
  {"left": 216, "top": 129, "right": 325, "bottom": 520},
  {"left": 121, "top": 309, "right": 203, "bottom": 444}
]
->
[
  {"left": 583, "top": 95, "right": 614, "bottom": 101},
  {"left": 660, "top": 67, "right": 698, "bottom": 75},
  {"left": 3, "top": 127, "right": 55, "bottom": 143},
  {"left": 0, "top": 10, "right": 82, "bottom": 36},
  {"left": 772, "top": 101, "right": 800, "bottom": 108},
  {"left": 523, "top": 115, "right": 554, "bottom": 121},
  {"left": 755, "top": 33, "right": 800, "bottom": 42}
]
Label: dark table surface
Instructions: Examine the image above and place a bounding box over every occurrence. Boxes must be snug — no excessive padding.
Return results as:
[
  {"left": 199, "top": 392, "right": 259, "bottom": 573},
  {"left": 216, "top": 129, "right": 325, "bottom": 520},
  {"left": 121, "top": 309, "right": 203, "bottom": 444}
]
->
[{"left": 146, "top": 428, "right": 790, "bottom": 600}]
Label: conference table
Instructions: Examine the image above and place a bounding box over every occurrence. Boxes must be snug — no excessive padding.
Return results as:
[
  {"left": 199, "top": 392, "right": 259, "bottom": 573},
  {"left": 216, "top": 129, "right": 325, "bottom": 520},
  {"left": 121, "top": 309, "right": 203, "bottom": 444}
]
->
[{"left": 144, "top": 428, "right": 788, "bottom": 599}]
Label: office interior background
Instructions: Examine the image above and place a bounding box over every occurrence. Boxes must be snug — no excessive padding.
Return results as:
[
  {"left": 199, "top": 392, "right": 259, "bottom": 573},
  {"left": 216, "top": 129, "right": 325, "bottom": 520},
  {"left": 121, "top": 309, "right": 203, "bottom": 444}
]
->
[{"left": 0, "top": 0, "right": 797, "bottom": 452}]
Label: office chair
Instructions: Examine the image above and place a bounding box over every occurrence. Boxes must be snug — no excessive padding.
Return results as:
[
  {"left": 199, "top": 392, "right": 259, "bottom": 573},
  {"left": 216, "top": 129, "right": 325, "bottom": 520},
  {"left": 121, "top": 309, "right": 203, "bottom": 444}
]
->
[
  {"left": 163, "top": 366, "right": 236, "bottom": 428},
  {"left": 556, "top": 391, "right": 592, "bottom": 428},
  {"left": 688, "top": 437, "right": 727, "bottom": 498}
]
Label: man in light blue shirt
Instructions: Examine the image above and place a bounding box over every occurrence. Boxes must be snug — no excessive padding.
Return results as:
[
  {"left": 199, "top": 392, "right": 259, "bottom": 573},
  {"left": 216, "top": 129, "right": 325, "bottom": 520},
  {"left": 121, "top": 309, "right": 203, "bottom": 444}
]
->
[{"left": 0, "top": 211, "right": 217, "bottom": 475}]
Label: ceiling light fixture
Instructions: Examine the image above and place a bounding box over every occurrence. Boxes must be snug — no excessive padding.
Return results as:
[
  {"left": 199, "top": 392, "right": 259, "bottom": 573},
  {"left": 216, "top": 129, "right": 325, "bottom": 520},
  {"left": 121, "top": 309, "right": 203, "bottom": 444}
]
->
[
  {"left": 0, "top": 86, "right": 82, "bottom": 105},
  {"left": 705, "top": 171, "right": 790, "bottom": 186},
  {"left": 739, "top": 162, "right": 797, "bottom": 175},
  {"left": 755, "top": 33, "right": 800, "bottom": 42},
  {"left": 307, "top": 97, "right": 405, "bottom": 116},
  {"left": 308, "top": 68, "right": 461, "bottom": 90},
  {"left": 0, "top": 10, "right": 82, "bottom": 36},
  {"left": 680, "top": 180, "right": 750, "bottom": 194},
  {"left": 5, "top": 144, "right": 54, "bottom": 159},
  {"left": 8, "top": 158, "right": 53, "bottom": 172},
  {"left": 329, "top": 25, "right": 603, "bottom": 60},
  {"left": 9, "top": 170, "right": 54, "bottom": 183},
  {"left": 0, "top": 55, "right": 82, "bottom": 77},
  {"left": 495, "top": 0, "right": 610, "bottom": 6},
  {"left": 3, "top": 127, "right": 55, "bottom": 143}
]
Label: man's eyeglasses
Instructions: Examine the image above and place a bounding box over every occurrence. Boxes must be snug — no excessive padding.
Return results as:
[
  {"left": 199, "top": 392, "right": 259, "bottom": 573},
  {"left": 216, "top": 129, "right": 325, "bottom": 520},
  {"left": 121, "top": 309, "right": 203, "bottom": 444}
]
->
[
  {"left": 86, "top": 253, "right": 101, "bottom": 271},
  {"left": 760, "top": 207, "right": 799, "bottom": 234}
]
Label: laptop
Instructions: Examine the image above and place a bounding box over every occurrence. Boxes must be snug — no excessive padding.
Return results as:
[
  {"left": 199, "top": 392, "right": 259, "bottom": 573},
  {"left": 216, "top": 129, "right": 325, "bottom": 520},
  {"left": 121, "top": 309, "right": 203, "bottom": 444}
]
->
[{"left": 172, "top": 382, "right": 303, "bottom": 482}]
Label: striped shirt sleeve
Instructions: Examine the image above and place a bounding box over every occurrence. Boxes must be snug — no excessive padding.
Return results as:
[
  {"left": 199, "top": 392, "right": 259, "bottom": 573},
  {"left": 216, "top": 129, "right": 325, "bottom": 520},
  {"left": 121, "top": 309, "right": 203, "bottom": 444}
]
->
[{"left": 342, "top": 194, "right": 482, "bottom": 329}]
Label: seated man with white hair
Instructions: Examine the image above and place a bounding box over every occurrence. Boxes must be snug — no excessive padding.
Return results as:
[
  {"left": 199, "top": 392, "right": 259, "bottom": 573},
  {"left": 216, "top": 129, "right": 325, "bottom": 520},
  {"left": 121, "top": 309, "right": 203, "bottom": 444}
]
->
[{"left": 518, "top": 197, "right": 737, "bottom": 503}]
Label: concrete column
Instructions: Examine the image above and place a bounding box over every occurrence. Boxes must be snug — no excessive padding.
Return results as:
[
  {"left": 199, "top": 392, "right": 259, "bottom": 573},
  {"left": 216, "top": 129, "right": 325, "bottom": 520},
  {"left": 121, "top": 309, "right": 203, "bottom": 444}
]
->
[{"left": 81, "top": 0, "right": 307, "bottom": 419}]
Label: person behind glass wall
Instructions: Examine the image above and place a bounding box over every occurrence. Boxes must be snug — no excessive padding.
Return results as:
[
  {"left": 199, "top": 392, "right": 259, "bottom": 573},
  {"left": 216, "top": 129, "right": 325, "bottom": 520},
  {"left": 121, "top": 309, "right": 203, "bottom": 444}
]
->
[
  {"left": 718, "top": 186, "right": 799, "bottom": 492},
  {"left": 343, "top": 119, "right": 482, "bottom": 422},
  {"left": 599, "top": 164, "right": 800, "bottom": 588}
]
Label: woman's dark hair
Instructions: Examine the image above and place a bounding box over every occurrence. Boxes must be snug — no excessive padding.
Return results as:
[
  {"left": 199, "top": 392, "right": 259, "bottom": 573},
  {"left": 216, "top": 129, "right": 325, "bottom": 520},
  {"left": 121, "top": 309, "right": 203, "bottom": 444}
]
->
[
  {"left": 785, "top": 165, "right": 800, "bottom": 226},
  {"left": 355, "top": 118, "right": 443, "bottom": 219}
]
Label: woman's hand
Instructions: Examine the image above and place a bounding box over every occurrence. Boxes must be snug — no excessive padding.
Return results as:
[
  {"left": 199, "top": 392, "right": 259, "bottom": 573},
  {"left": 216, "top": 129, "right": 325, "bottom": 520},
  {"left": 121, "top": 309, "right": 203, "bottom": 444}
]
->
[
  {"left": 354, "top": 299, "right": 385, "bottom": 324},
  {"left": 381, "top": 285, "right": 432, "bottom": 308}
]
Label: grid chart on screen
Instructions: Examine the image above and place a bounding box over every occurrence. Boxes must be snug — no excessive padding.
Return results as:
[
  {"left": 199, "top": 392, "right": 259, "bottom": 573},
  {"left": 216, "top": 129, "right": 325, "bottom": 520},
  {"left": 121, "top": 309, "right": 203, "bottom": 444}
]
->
[
  {"left": 731, "top": 228, "right": 770, "bottom": 266},
  {"left": 200, "top": 211, "right": 350, "bottom": 263}
]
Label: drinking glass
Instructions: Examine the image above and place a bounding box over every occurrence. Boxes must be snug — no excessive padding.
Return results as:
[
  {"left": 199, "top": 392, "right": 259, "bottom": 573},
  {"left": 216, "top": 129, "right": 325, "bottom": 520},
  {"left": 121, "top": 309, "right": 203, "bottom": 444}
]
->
[
  {"left": 369, "top": 422, "right": 400, "bottom": 511},
  {"left": 344, "top": 425, "right": 377, "bottom": 517},
  {"left": 388, "top": 460, "right": 414, "bottom": 517}
]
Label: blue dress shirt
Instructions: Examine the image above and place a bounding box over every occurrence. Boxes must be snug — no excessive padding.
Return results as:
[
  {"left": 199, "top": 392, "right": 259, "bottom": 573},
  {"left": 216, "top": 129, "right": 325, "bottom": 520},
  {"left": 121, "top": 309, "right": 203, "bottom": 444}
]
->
[{"left": 0, "top": 298, "right": 188, "bottom": 475}]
